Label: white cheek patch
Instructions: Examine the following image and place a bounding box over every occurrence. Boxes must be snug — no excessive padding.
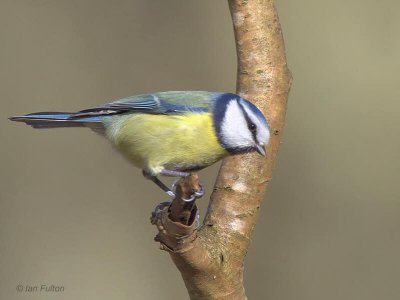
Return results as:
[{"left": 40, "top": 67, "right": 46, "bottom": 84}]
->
[
  {"left": 258, "top": 127, "right": 270, "bottom": 146},
  {"left": 240, "top": 101, "right": 270, "bottom": 146},
  {"left": 220, "top": 100, "right": 253, "bottom": 148}
]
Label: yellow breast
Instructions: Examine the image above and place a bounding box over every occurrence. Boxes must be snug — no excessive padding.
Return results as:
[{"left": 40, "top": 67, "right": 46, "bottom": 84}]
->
[{"left": 105, "top": 112, "right": 228, "bottom": 174}]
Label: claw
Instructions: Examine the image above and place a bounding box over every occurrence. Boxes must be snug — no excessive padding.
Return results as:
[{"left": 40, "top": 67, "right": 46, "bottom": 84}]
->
[
  {"left": 169, "top": 180, "right": 205, "bottom": 202},
  {"left": 181, "top": 194, "right": 196, "bottom": 202},
  {"left": 194, "top": 184, "right": 205, "bottom": 198},
  {"left": 180, "top": 184, "right": 204, "bottom": 202},
  {"left": 166, "top": 190, "right": 176, "bottom": 198}
]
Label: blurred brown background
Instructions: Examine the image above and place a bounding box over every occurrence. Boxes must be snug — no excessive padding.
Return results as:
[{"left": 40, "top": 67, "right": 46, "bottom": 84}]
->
[{"left": 1, "top": 0, "right": 399, "bottom": 299}]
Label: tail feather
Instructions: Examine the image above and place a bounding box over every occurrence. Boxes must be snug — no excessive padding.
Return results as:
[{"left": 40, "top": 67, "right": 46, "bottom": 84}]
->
[{"left": 9, "top": 112, "right": 104, "bottom": 132}]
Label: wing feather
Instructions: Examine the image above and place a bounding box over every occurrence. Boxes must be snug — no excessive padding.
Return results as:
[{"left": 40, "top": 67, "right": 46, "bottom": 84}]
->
[{"left": 71, "top": 91, "right": 217, "bottom": 118}]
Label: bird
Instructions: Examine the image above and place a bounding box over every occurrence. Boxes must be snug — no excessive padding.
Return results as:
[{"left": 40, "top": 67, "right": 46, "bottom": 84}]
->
[{"left": 10, "top": 91, "right": 270, "bottom": 199}]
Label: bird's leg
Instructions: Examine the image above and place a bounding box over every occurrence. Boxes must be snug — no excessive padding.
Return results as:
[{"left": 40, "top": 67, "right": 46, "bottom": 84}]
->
[
  {"left": 159, "top": 169, "right": 191, "bottom": 177},
  {"left": 142, "top": 170, "right": 175, "bottom": 198}
]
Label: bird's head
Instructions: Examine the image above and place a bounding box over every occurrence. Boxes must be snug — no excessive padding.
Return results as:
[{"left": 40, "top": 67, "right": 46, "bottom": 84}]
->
[{"left": 213, "top": 93, "right": 270, "bottom": 156}]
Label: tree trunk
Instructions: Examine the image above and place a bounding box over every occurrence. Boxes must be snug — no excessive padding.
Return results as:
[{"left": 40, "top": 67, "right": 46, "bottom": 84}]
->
[{"left": 151, "top": 1, "right": 291, "bottom": 299}]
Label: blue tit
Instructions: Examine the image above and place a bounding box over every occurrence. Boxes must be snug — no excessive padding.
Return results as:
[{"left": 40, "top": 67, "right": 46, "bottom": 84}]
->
[{"left": 10, "top": 91, "right": 270, "bottom": 196}]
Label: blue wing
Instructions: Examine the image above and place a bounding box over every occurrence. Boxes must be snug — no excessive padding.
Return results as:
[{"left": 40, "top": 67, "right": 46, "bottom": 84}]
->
[
  {"left": 72, "top": 91, "right": 222, "bottom": 118},
  {"left": 10, "top": 91, "right": 228, "bottom": 129}
]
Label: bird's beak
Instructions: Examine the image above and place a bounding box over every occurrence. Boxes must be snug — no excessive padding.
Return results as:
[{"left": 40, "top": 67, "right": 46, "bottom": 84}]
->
[{"left": 255, "top": 144, "right": 266, "bottom": 157}]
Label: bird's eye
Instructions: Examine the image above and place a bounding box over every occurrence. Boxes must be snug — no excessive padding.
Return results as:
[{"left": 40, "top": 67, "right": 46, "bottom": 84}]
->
[{"left": 248, "top": 122, "right": 257, "bottom": 132}]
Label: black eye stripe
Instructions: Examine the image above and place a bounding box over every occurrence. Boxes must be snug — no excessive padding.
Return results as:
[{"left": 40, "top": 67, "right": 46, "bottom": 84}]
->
[{"left": 238, "top": 101, "right": 258, "bottom": 141}]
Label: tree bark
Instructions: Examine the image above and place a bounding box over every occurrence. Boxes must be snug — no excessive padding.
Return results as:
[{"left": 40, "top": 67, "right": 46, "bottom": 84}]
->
[{"left": 151, "top": 1, "right": 291, "bottom": 299}]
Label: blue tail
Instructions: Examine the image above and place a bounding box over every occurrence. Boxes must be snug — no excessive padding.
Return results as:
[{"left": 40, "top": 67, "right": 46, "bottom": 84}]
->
[{"left": 9, "top": 112, "right": 103, "bottom": 130}]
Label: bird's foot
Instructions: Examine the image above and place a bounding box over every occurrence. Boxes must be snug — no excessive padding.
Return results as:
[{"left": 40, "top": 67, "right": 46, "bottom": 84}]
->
[
  {"left": 171, "top": 180, "right": 205, "bottom": 202},
  {"left": 153, "top": 201, "right": 171, "bottom": 214}
]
